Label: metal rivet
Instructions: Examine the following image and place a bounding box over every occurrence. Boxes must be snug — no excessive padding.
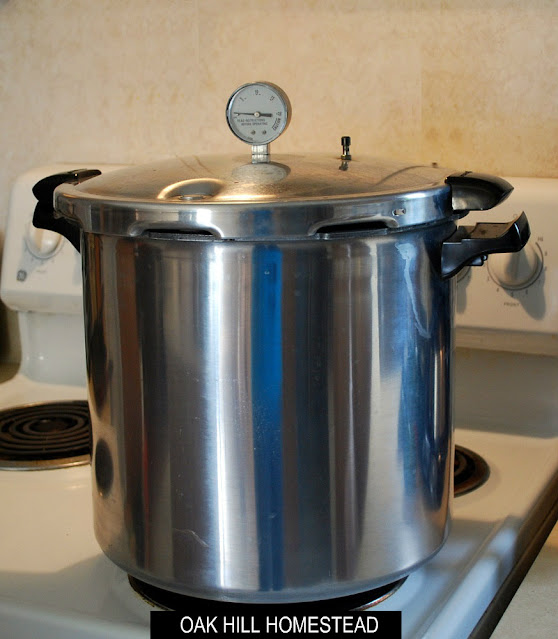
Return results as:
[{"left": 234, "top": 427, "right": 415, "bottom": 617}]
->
[{"left": 178, "top": 194, "right": 207, "bottom": 201}]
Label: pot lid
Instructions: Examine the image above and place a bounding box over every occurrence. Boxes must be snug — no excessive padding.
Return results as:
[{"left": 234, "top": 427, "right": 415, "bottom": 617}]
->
[
  {"left": 52, "top": 81, "right": 513, "bottom": 241},
  {"left": 54, "top": 154, "right": 460, "bottom": 240}
]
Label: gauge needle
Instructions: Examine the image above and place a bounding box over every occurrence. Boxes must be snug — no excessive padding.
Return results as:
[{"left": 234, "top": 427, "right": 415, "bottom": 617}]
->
[{"left": 234, "top": 112, "right": 273, "bottom": 117}]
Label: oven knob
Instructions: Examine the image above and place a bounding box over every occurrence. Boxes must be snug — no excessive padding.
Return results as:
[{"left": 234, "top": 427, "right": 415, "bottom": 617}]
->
[
  {"left": 487, "top": 243, "right": 543, "bottom": 290},
  {"left": 25, "top": 225, "right": 63, "bottom": 259}
]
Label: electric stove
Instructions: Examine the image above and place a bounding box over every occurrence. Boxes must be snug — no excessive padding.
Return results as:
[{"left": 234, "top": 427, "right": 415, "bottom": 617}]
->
[{"left": 1, "top": 167, "right": 557, "bottom": 638}]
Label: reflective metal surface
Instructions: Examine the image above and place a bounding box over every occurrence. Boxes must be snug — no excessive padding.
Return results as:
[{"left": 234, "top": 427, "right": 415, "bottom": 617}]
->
[
  {"left": 54, "top": 154, "right": 453, "bottom": 239},
  {"left": 86, "top": 221, "right": 454, "bottom": 602}
]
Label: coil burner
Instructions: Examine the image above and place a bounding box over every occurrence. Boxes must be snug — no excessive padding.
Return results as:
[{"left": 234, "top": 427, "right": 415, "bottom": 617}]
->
[
  {"left": 0, "top": 400, "right": 91, "bottom": 470},
  {"left": 128, "top": 575, "right": 406, "bottom": 611},
  {"left": 454, "top": 445, "right": 490, "bottom": 496}
]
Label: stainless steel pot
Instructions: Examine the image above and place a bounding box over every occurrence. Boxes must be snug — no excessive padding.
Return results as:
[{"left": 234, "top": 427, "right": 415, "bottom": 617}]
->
[{"left": 33, "top": 153, "right": 529, "bottom": 602}]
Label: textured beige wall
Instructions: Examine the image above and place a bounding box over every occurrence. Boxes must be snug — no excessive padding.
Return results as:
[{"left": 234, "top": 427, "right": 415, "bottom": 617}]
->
[
  {"left": 1, "top": 0, "right": 558, "bottom": 219},
  {"left": 0, "top": 0, "right": 557, "bottom": 360}
]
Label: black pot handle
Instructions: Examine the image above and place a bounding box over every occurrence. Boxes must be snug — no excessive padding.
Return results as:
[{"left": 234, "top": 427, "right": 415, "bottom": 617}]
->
[
  {"left": 446, "top": 171, "right": 514, "bottom": 215},
  {"left": 441, "top": 212, "right": 530, "bottom": 279},
  {"left": 32, "top": 169, "right": 101, "bottom": 252}
]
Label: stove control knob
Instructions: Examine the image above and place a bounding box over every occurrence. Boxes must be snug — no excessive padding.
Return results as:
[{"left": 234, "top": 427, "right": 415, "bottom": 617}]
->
[
  {"left": 487, "top": 243, "right": 543, "bottom": 290},
  {"left": 25, "top": 225, "right": 63, "bottom": 259}
]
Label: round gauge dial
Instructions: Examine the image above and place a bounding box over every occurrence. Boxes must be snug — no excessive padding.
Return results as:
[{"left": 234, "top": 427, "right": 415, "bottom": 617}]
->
[{"left": 226, "top": 82, "right": 291, "bottom": 145}]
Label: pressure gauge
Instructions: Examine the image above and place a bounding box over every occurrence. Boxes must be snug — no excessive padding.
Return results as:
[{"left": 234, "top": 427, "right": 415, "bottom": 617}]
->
[{"left": 226, "top": 82, "right": 291, "bottom": 146}]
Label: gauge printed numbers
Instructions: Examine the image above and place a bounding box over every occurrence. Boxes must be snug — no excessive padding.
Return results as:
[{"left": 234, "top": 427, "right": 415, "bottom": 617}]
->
[{"left": 226, "top": 82, "right": 291, "bottom": 144}]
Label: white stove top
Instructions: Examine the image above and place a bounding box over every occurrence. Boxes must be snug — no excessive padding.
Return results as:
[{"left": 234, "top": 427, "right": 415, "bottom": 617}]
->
[
  {"left": 381, "top": 350, "right": 558, "bottom": 638},
  {"left": 3, "top": 350, "right": 558, "bottom": 639},
  {"left": 1, "top": 171, "right": 558, "bottom": 639}
]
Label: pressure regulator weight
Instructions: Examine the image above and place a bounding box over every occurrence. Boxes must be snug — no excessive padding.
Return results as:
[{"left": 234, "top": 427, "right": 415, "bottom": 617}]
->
[{"left": 226, "top": 82, "right": 291, "bottom": 146}]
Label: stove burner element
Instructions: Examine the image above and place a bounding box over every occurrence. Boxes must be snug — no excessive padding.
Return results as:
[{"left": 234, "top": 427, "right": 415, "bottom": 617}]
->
[
  {"left": 128, "top": 575, "right": 406, "bottom": 611},
  {"left": 454, "top": 444, "right": 490, "bottom": 496},
  {"left": 0, "top": 401, "right": 91, "bottom": 470}
]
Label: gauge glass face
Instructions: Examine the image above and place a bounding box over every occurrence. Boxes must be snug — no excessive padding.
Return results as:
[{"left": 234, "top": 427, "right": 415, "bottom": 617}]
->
[{"left": 227, "top": 83, "right": 290, "bottom": 145}]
